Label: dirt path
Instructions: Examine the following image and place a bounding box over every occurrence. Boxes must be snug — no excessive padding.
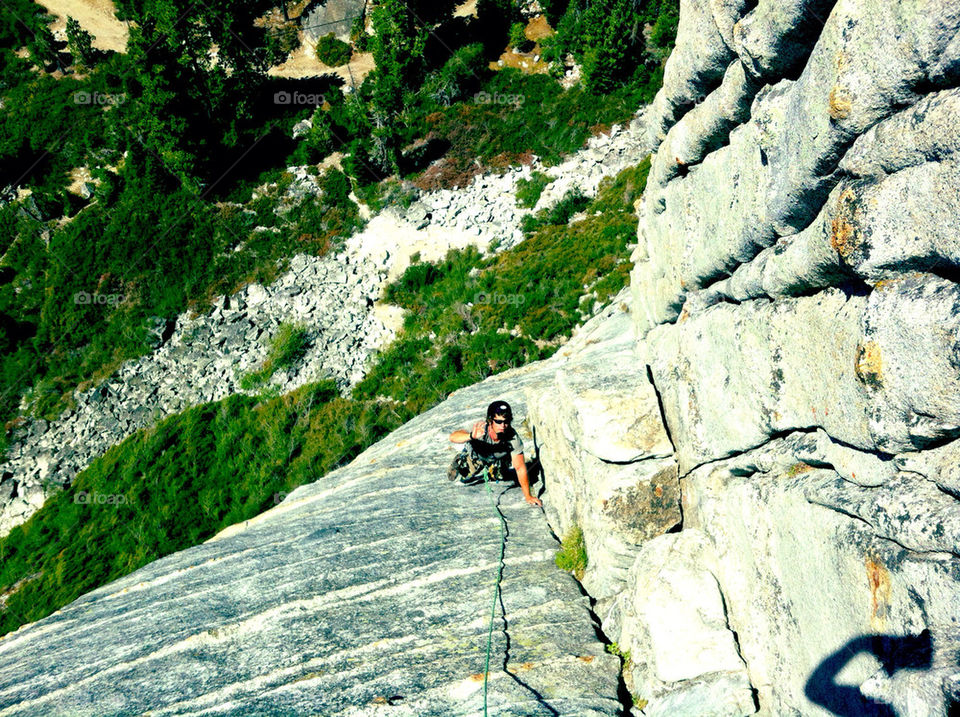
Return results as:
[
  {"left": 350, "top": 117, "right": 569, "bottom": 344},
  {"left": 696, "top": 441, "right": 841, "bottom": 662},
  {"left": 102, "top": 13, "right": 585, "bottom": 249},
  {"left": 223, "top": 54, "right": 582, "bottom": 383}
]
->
[{"left": 34, "top": 0, "right": 129, "bottom": 52}]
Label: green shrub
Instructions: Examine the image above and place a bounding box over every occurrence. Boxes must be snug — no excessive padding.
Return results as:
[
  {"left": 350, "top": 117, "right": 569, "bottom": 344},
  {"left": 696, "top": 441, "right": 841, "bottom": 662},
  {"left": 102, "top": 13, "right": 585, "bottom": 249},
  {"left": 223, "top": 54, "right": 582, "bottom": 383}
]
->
[
  {"left": 241, "top": 322, "right": 311, "bottom": 389},
  {"left": 521, "top": 188, "right": 590, "bottom": 236},
  {"left": 66, "top": 16, "right": 95, "bottom": 67},
  {"left": 423, "top": 42, "right": 488, "bottom": 107},
  {"left": 509, "top": 22, "right": 532, "bottom": 52},
  {"left": 546, "top": 0, "right": 679, "bottom": 95},
  {"left": 515, "top": 170, "right": 552, "bottom": 208},
  {"left": 350, "top": 15, "right": 370, "bottom": 51},
  {"left": 315, "top": 33, "right": 352, "bottom": 67},
  {"left": 356, "top": 177, "right": 419, "bottom": 212},
  {"left": 555, "top": 525, "right": 587, "bottom": 579},
  {"left": 318, "top": 168, "right": 352, "bottom": 206},
  {"left": 588, "top": 155, "right": 651, "bottom": 214}
]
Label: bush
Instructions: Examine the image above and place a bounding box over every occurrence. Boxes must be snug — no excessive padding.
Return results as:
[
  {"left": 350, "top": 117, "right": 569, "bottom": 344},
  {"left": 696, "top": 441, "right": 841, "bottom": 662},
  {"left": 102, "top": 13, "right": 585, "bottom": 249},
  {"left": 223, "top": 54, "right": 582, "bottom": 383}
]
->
[
  {"left": 588, "top": 155, "right": 651, "bottom": 214},
  {"left": 422, "top": 42, "right": 488, "bottom": 106},
  {"left": 515, "top": 170, "right": 552, "bottom": 208},
  {"left": 521, "top": 188, "right": 590, "bottom": 236},
  {"left": 356, "top": 177, "right": 419, "bottom": 212},
  {"left": 241, "top": 322, "right": 311, "bottom": 389},
  {"left": 509, "top": 22, "right": 533, "bottom": 52},
  {"left": 66, "top": 16, "right": 95, "bottom": 67},
  {"left": 315, "top": 33, "right": 352, "bottom": 67},
  {"left": 350, "top": 15, "right": 370, "bottom": 51},
  {"left": 318, "top": 168, "right": 352, "bottom": 206},
  {"left": 547, "top": 0, "right": 680, "bottom": 95}
]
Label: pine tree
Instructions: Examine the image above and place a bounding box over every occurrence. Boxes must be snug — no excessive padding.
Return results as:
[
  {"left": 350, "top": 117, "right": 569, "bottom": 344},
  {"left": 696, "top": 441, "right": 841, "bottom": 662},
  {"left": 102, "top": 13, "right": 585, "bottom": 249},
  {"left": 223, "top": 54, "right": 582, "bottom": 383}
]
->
[{"left": 66, "top": 17, "right": 95, "bottom": 68}]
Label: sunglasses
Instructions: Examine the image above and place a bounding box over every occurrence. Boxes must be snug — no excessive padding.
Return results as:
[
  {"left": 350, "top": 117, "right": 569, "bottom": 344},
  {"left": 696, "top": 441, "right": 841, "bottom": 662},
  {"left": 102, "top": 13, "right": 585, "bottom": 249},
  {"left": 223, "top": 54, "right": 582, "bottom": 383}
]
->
[{"left": 491, "top": 418, "right": 509, "bottom": 425}]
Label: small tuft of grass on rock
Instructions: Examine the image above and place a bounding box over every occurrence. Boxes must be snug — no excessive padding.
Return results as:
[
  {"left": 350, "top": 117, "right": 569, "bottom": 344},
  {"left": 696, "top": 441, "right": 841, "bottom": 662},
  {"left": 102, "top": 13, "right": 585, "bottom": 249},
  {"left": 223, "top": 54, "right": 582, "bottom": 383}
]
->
[
  {"left": 555, "top": 525, "right": 587, "bottom": 580},
  {"left": 606, "top": 641, "right": 633, "bottom": 672}
]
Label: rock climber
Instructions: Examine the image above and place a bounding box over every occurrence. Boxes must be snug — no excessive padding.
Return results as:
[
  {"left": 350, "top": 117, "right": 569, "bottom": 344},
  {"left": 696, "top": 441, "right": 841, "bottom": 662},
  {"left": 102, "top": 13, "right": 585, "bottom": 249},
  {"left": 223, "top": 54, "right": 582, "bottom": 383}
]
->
[{"left": 447, "top": 400, "right": 542, "bottom": 507}]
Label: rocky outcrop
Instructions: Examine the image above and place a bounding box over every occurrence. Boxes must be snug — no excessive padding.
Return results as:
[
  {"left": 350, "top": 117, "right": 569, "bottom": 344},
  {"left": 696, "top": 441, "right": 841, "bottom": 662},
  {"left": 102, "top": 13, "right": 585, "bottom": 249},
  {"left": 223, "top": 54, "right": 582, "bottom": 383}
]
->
[
  {"left": 0, "top": 319, "right": 631, "bottom": 715},
  {"left": 407, "top": 112, "right": 650, "bottom": 250},
  {"left": 531, "top": 0, "right": 960, "bottom": 717},
  {"left": 530, "top": 0, "right": 960, "bottom": 715},
  {"left": 634, "top": 0, "right": 960, "bottom": 331},
  {"left": 525, "top": 302, "right": 679, "bottom": 614}
]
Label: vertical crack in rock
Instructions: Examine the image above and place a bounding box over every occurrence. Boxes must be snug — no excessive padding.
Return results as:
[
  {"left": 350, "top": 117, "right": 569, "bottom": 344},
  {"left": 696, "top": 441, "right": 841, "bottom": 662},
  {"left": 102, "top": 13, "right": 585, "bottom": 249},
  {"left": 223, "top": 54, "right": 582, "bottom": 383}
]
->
[
  {"left": 535, "top": 495, "right": 634, "bottom": 717},
  {"left": 493, "top": 485, "right": 562, "bottom": 717},
  {"left": 716, "top": 575, "right": 762, "bottom": 714}
]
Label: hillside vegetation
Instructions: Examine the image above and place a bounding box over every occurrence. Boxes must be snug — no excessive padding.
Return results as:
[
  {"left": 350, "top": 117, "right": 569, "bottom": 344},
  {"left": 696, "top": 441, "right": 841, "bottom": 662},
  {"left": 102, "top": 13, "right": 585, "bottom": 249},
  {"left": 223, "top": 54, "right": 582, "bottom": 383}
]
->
[{"left": 0, "top": 0, "right": 675, "bottom": 445}]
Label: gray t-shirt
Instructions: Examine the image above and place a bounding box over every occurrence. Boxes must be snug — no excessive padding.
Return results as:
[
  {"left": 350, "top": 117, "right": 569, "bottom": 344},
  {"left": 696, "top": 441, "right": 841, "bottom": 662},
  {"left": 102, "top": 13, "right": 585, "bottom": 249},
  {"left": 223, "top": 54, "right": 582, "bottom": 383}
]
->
[{"left": 469, "top": 425, "right": 524, "bottom": 465}]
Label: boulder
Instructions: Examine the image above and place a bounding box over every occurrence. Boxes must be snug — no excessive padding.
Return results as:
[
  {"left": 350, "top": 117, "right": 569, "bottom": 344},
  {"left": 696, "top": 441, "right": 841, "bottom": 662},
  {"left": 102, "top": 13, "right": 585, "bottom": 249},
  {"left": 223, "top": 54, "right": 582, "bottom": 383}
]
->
[{"left": 606, "top": 530, "right": 757, "bottom": 716}]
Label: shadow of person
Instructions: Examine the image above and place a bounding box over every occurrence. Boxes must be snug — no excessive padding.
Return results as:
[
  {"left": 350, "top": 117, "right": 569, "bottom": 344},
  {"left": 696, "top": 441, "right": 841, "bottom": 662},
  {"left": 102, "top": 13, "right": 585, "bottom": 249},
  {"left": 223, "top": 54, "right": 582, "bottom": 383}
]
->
[{"left": 805, "top": 631, "right": 934, "bottom": 716}]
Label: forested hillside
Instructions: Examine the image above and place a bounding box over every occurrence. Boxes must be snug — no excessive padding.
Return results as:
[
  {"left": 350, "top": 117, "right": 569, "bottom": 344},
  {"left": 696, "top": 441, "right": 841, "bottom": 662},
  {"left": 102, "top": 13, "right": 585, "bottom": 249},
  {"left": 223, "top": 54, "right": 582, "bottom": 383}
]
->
[{"left": 0, "top": 0, "right": 675, "bottom": 445}]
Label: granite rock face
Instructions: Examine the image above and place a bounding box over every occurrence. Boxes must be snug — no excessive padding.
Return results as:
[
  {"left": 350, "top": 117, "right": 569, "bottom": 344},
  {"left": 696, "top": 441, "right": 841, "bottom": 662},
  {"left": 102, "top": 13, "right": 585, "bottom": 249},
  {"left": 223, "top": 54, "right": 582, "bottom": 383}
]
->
[
  {"left": 0, "top": 345, "right": 625, "bottom": 716},
  {"left": 532, "top": 0, "right": 960, "bottom": 714},
  {"left": 524, "top": 301, "right": 681, "bottom": 614},
  {"left": 680, "top": 440, "right": 960, "bottom": 715},
  {"left": 633, "top": 0, "right": 960, "bottom": 332}
]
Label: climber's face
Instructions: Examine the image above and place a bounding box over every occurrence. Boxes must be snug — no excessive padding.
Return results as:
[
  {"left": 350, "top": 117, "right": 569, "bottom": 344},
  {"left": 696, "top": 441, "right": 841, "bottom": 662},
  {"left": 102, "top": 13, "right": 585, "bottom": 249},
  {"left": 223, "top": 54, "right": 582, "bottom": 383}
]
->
[{"left": 490, "top": 414, "right": 509, "bottom": 439}]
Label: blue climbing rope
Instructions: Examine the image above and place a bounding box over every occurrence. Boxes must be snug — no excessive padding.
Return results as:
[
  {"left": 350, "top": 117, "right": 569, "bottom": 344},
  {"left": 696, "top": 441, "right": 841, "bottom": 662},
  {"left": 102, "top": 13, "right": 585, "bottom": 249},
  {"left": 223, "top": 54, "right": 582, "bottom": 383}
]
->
[{"left": 481, "top": 466, "right": 507, "bottom": 717}]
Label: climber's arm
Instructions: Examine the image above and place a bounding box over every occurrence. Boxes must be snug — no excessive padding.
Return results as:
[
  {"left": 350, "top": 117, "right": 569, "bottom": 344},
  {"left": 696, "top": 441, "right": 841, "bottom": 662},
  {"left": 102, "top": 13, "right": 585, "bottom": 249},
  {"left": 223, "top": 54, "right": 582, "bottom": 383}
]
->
[{"left": 513, "top": 453, "right": 541, "bottom": 507}]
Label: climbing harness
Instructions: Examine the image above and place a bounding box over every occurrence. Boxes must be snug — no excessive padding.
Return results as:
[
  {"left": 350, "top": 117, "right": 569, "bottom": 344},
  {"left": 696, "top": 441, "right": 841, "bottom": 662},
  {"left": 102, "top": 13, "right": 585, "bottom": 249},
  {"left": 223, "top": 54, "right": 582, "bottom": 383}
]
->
[{"left": 481, "top": 466, "right": 508, "bottom": 717}]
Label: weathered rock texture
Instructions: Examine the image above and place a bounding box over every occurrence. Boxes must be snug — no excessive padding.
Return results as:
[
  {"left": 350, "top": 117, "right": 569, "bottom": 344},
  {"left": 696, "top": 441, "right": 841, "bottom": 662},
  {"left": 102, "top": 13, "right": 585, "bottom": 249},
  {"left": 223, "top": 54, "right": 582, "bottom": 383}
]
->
[
  {"left": 6, "top": 0, "right": 960, "bottom": 713},
  {"left": 0, "top": 331, "right": 628, "bottom": 715},
  {"left": 522, "top": 0, "right": 960, "bottom": 714}
]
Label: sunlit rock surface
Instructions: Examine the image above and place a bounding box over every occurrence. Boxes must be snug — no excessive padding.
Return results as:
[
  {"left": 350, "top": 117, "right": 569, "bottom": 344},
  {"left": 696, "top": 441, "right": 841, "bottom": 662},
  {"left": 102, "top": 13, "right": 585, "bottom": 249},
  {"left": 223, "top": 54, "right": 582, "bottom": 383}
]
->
[{"left": 0, "top": 345, "right": 624, "bottom": 716}]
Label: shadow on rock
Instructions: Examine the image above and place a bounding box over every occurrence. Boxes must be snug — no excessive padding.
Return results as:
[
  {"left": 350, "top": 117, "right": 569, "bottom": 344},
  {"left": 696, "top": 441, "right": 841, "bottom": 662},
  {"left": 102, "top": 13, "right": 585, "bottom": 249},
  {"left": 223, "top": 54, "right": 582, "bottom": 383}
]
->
[{"left": 805, "top": 632, "right": 936, "bottom": 716}]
